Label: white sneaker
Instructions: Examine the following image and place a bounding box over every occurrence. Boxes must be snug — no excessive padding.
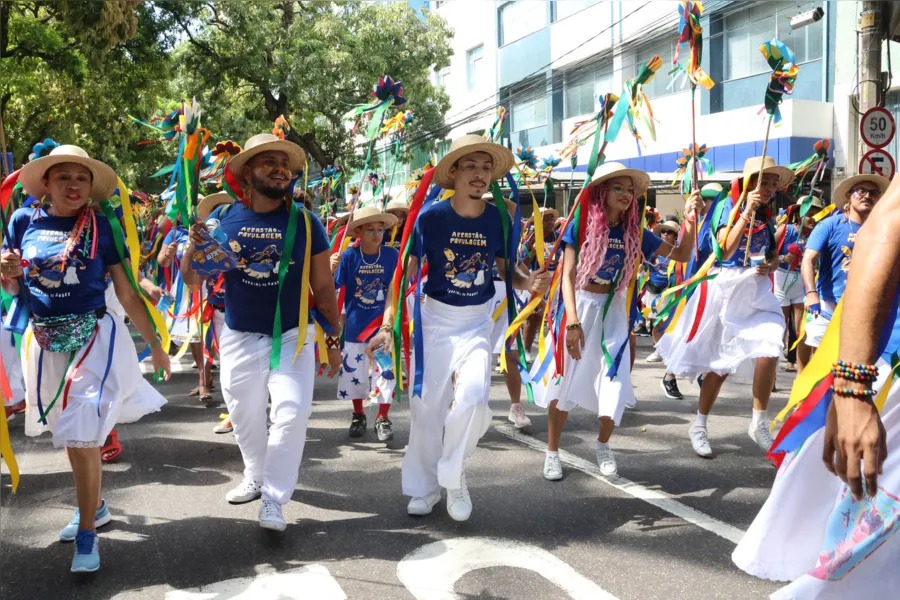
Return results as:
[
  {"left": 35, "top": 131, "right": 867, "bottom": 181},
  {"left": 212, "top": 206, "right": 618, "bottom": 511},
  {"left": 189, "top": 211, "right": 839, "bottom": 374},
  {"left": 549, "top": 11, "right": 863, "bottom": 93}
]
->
[
  {"left": 543, "top": 454, "right": 563, "bottom": 480},
  {"left": 508, "top": 403, "right": 532, "bottom": 429},
  {"left": 226, "top": 478, "right": 262, "bottom": 504},
  {"left": 645, "top": 350, "right": 663, "bottom": 363},
  {"left": 749, "top": 420, "right": 775, "bottom": 452},
  {"left": 624, "top": 396, "right": 637, "bottom": 410},
  {"left": 407, "top": 492, "right": 441, "bottom": 516},
  {"left": 446, "top": 473, "right": 472, "bottom": 522},
  {"left": 595, "top": 446, "right": 617, "bottom": 476},
  {"left": 258, "top": 500, "right": 286, "bottom": 532},
  {"left": 689, "top": 426, "right": 713, "bottom": 458}
]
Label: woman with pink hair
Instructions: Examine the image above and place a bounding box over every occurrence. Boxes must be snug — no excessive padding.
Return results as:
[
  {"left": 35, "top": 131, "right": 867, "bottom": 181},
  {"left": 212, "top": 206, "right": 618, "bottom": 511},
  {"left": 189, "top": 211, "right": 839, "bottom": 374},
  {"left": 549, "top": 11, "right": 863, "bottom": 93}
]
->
[{"left": 538, "top": 163, "right": 703, "bottom": 480}]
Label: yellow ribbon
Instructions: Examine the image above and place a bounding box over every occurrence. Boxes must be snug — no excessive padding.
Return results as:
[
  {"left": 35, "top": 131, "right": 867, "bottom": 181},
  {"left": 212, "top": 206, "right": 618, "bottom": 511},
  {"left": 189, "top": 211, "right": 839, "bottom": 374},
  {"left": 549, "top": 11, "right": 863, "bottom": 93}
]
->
[
  {"left": 812, "top": 203, "right": 835, "bottom": 223},
  {"left": 0, "top": 359, "right": 19, "bottom": 493},
  {"left": 292, "top": 210, "right": 313, "bottom": 362}
]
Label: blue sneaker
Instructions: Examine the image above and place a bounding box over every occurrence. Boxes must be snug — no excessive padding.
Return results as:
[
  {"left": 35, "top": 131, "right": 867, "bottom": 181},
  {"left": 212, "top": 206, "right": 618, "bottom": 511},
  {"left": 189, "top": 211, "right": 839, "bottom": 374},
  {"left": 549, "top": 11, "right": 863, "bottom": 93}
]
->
[
  {"left": 70, "top": 530, "right": 100, "bottom": 573},
  {"left": 60, "top": 500, "right": 111, "bottom": 542}
]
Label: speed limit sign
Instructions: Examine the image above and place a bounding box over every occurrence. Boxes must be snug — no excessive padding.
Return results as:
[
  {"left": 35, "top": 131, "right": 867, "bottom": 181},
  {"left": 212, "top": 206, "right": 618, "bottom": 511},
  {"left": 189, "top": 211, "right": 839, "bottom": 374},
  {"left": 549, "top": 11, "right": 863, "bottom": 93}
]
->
[{"left": 861, "top": 107, "right": 895, "bottom": 148}]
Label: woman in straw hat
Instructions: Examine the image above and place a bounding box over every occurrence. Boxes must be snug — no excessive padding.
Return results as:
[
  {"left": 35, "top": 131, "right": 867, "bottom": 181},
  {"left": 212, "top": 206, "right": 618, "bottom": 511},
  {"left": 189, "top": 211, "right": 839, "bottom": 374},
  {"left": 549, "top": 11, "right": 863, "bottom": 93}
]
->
[
  {"left": 657, "top": 156, "right": 794, "bottom": 459},
  {"left": 384, "top": 198, "right": 410, "bottom": 250},
  {"left": 734, "top": 172, "right": 900, "bottom": 598},
  {"left": 334, "top": 205, "right": 399, "bottom": 442},
  {"left": 535, "top": 163, "right": 702, "bottom": 481},
  {"left": 366, "top": 135, "right": 549, "bottom": 522},
  {"left": 181, "top": 133, "right": 340, "bottom": 533},
  {"left": 1, "top": 145, "right": 171, "bottom": 572},
  {"left": 801, "top": 174, "right": 890, "bottom": 360},
  {"left": 774, "top": 195, "right": 824, "bottom": 373}
]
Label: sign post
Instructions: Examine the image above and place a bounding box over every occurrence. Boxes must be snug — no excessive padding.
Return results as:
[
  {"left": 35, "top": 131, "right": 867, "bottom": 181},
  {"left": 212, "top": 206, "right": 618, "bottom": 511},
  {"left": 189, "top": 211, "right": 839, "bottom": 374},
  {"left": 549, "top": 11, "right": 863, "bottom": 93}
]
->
[{"left": 860, "top": 107, "right": 896, "bottom": 149}]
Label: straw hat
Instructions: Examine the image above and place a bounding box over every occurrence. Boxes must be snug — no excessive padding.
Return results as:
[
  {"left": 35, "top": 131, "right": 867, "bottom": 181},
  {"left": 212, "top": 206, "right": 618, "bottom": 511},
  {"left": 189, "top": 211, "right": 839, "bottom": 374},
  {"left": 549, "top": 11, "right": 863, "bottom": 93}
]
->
[
  {"left": 228, "top": 133, "right": 307, "bottom": 184},
  {"left": 481, "top": 192, "right": 517, "bottom": 217},
  {"left": 433, "top": 135, "right": 515, "bottom": 190},
  {"left": 347, "top": 206, "right": 397, "bottom": 236},
  {"left": 385, "top": 199, "right": 410, "bottom": 215},
  {"left": 795, "top": 195, "right": 825, "bottom": 209},
  {"left": 700, "top": 182, "right": 723, "bottom": 199},
  {"left": 197, "top": 192, "right": 234, "bottom": 221},
  {"left": 539, "top": 206, "right": 559, "bottom": 220},
  {"left": 586, "top": 162, "right": 651, "bottom": 196},
  {"left": 20, "top": 145, "right": 118, "bottom": 201},
  {"left": 658, "top": 220, "right": 680, "bottom": 234},
  {"left": 741, "top": 156, "right": 795, "bottom": 190},
  {"left": 832, "top": 174, "right": 891, "bottom": 208}
]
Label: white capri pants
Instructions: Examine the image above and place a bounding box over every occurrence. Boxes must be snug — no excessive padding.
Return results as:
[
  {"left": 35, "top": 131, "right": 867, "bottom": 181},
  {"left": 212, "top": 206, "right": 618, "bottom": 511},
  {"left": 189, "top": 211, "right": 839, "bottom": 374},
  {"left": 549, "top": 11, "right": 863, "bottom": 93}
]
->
[
  {"left": 804, "top": 300, "right": 837, "bottom": 349},
  {"left": 402, "top": 297, "right": 493, "bottom": 498},
  {"left": 773, "top": 267, "right": 805, "bottom": 307},
  {"left": 1, "top": 326, "right": 25, "bottom": 405},
  {"left": 338, "top": 340, "right": 395, "bottom": 404},
  {"left": 219, "top": 323, "right": 315, "bottom": 505}
]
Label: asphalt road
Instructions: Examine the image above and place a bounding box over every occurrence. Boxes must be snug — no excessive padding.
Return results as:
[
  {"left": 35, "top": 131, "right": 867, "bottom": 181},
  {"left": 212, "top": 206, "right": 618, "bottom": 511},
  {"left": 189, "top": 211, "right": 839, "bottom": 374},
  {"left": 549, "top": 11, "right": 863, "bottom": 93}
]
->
[{"left": 0, "top": 336, "right": 797, "bottom": 599}]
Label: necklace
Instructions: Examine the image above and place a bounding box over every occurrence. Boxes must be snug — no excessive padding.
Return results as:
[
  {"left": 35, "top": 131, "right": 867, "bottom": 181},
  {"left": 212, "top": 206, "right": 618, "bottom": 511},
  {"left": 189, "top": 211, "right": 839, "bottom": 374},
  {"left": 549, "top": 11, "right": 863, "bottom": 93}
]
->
[{"left": 360, "top": 246, "right": 381, "bottom": 266}]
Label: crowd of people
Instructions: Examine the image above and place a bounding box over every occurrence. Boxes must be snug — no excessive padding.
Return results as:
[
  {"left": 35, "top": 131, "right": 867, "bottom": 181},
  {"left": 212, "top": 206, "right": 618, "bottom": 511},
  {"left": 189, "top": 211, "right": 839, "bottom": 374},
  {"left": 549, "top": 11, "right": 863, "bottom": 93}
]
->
[{"left": 0, "top": 127, "right": 897, "bottom": 598}]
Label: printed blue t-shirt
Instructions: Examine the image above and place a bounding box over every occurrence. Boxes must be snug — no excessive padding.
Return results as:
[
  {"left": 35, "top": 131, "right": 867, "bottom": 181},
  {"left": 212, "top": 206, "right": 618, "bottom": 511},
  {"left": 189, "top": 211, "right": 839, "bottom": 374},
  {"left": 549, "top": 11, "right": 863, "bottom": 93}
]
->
[
  {"left": 649, "top": 256, "right": 671, "bottom": 287},
  {"left": 162, "top": 226, "right": 189, "bottom": 262},
  {"left": 6, "top": 208, "right": 122, "bottom": 317},
  {"left": 806, "top": 214, "right": 862, "bottom": 305},
  {"left": 335, "top": 245, "right": 399, "bottom": 342},
  {"left": 561, "top": 220, "right": 663, "bottom": 286},
  {"left": 777, "top": 224, "right": 803, "bottom": 270},
  {"left": 207, "top": 202, "right": 329, "bottom": 335},
  {"left": 409, "top": 200, "right": 507, "bottom": 306},
  {"left": 715, "top": 204, "right": 774, "bottom": 268}
]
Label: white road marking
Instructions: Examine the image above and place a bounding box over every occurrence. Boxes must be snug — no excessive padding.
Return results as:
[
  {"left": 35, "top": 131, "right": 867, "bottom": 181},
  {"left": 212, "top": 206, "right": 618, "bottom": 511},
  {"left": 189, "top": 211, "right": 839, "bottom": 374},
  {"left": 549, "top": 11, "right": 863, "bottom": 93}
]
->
[
  {"left": 140, "top": 361, "right": 196, "bottom": 374},
  {"left": 165, "top": 564, "right": 346, "bottom": 600},
  {"left": 495, "top": 425, "right": 746, "bottom": 545},
  {"left": 397, "top": 537, "right": 618, "bottom": 600}
]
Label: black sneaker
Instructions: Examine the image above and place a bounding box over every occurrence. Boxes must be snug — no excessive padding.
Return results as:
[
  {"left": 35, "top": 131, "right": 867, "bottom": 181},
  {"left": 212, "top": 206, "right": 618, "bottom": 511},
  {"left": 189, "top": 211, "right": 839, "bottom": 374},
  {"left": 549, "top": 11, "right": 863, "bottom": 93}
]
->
[
  {"left": 375, "top": 417, "right": 394, "bottom": 442},
  {"left": 349, "top": 413, "right": 367, "bottom": 438},
  {"left": 661, "top": 377, "right": 684, "bottom": 399}
]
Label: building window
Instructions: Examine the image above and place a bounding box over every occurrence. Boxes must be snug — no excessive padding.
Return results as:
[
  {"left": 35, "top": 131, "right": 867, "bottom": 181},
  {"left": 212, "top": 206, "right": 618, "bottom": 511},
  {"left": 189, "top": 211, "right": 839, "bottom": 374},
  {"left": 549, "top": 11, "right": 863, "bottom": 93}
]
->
[
  {"left": 564, "top": 59, "right": 613, "bottom": 119},
  {"left": 499, "top": 1, "right": 546, "bottom": 47},
  {"left": 435, "top": 1, "right": 446, "bottom": 8},
  {"left": 552, "top": 0, "right": 598, "bottom": 23},
  {"left": 436, "top": 66, "right": 450, "bottom": 89},
  {"left": 722, "top": 1, "right": 824, "bottom": 81},
  {"left": 628, "top": 38, "right": 677, "bottom": 100},
  {"left": 466, "top": 45, "right": 484, "bottom": 92},
  {"left": 511, "top": 82, "right": 548, "bottom": 131}
]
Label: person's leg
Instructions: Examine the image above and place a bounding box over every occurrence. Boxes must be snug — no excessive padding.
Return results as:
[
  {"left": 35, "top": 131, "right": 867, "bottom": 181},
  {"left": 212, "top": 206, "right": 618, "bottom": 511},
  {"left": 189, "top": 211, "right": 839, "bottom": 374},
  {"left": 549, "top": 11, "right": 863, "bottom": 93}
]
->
[
  {"left": 598, "top": 417, "right": 615, "bottom": 444},
  {"left": 504, "top": 349, "right": 522, "bottom": 404},
  {"left": 629, "top": 332, "right": 636, "bottom": 371},
  {"left": 68, "top": 448, "right": 103, "bottom": 528},
  {"left": 698, "top": 372, "right": 727, "bottom": 417},
  {"left": 546, "top": 400, "right": 569, "bottom": 452},
  {"left": 791, "top": 303, "right": 806, "bottom": 371},
  {"left": 523, "top": 312, "right": 541, "bottom": 354},
  {"left": 797, "top": 340, "right": 812, "bottom": 374},
  {"left": 752, "top": 357, "right": 778, "bottom": 413}
]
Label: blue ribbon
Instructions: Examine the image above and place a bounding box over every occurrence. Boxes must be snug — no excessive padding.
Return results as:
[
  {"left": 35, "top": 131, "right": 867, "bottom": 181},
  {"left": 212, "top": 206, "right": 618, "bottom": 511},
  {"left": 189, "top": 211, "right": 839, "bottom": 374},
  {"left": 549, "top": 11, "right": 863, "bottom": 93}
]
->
[
  {"left": 411, "top": 184, "right": 444, "bottom": 398},
  {"left": 95, "top": 315, "right": 116, "bottom": 416}
]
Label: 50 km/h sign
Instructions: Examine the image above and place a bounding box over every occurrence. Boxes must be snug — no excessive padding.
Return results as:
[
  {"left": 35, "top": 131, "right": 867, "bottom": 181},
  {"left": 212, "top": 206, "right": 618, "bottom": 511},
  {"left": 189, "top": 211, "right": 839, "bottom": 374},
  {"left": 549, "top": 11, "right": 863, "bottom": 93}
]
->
[
  {"left": 860, "top": 148, "right": 896, "bottom": 179},
  {"left": 861, "top": 107, "right": 895, "bottom": 148}
]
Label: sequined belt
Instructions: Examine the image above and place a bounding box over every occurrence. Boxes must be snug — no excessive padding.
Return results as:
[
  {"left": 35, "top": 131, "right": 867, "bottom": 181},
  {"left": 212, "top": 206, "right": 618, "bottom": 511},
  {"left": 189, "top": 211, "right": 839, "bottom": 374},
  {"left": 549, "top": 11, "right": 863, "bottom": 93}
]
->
[{"left": 32, "top": 308, "right": 106, "bottom": 353}]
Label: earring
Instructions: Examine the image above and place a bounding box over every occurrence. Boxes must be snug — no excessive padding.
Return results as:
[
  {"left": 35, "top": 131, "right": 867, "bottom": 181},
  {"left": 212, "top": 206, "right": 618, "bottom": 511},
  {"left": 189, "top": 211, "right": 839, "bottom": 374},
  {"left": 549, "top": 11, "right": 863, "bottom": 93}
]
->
[{"left": 87, "top": 198, "right": 94, "bottom": 206}]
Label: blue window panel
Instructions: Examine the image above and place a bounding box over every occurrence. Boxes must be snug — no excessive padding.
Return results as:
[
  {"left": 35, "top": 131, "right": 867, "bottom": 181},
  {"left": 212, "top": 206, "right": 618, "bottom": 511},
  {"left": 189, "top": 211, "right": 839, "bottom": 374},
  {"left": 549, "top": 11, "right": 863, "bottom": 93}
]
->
[
  {"left": 778, "top": 137, "right": 791, "bottom": 166},
  {"left": 713, "top": 145, "right": 735, "bottom": 172},
  {"left": 661, "top": 151, "right": 680, "bottom": 174},
  {"left": 643, "top": 153, "right": 661, "bottom": 173},
  {"left": 788, "top": 137, "right": 822, "bottom": 163},
  {"left": 733, "top": 142, "right": 756, "bottom": 170}
]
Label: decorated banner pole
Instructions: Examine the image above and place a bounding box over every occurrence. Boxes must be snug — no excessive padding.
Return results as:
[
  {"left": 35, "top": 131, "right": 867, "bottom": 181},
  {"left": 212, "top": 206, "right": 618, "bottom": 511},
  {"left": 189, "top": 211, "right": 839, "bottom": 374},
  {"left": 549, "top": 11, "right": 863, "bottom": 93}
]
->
[{"left": 743, "top": 40, "right": 799, "bottom": 266}]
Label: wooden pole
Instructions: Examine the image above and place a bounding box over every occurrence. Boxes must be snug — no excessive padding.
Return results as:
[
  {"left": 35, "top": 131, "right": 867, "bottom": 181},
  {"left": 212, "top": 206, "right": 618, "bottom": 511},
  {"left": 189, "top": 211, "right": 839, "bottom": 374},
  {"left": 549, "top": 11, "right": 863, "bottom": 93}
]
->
[
  {"left": 690, "top": 85, "right": 699, "bottom": 258},
  {"left": 743, "top": 114, "right": 774, "bottom": 266},
  {"left": 0, "top": 111, "right": 11, "bottom": 177}
]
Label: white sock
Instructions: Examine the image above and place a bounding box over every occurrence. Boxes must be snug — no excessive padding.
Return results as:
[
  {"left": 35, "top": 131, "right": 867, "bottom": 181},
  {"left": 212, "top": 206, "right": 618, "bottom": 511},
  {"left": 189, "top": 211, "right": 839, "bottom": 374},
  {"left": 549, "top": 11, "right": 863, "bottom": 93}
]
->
[
  {"left": 546, "top": 450, "right": 559, "bottom": 457},
  {"left": 595, "top": 441, "right": 609, "bottom": 451},
  {"left": 695, "top": 412, "right": 708, "bottom": 428},
  {"left": 751, "top": 408, "right": 767, "bottom": 429}
]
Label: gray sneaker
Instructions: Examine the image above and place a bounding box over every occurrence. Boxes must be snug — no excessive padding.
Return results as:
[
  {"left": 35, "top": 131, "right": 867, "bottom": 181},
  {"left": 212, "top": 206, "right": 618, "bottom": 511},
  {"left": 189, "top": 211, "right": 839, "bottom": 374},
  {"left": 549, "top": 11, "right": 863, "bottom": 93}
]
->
[
  {"left": 543, "top": 454, "right": 563, "bottom": 480},
  {"left": 748, "top": 420, "right": 775, "bottom": 452},
  {"left": 259, "top": 500, "right": 286, "bottom": 532},
  {"left": 689, "top": 425, "right": 713, "bottom": 458}
]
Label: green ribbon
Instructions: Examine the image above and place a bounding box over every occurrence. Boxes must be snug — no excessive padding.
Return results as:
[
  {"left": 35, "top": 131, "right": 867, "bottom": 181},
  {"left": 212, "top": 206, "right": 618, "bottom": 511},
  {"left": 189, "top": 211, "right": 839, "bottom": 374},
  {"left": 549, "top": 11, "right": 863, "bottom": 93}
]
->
[
  {"left": 37, "top": 351, "right": 76, "bottom": 423},
  {"left": 269, "top": 200, "right": 300, "bottom": 371}
]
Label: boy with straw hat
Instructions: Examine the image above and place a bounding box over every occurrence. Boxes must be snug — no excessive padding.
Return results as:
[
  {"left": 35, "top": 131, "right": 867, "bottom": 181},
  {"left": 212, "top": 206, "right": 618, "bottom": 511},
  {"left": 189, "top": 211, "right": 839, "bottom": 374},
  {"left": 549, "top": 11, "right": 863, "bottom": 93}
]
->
[
  {"left": 334, "top": 205, "right": 399, "bottom": 442},
  {"left": 366, "top": 135, "right": 549, "bottom": 522}
]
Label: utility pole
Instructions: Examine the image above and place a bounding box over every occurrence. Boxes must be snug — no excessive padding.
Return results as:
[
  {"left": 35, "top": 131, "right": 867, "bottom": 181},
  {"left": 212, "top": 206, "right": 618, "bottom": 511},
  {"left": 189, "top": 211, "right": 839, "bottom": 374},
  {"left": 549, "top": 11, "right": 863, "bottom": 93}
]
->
[{"left": 858, "top": 1, "right": 884, "bottom": 169}]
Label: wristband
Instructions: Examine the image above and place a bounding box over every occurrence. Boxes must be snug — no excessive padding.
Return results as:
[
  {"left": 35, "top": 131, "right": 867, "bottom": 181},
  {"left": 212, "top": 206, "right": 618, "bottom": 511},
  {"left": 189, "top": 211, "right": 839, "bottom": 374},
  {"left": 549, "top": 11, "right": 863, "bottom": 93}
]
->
[
  {"left": 831, "top": 386, "right": 876, "bottom": 399},
  {"left": 147, "top": 337, "right": 161, "bottom": 349},
  {"left": 832, "top": 361, "right": 879, "bottom": 382},
  {"left": 379, "top": 324, "right": 393, "bottom": 334},
  {"left": 325, "top": 334, "right": 341, "bottom": 349},
  {"left": 565, "top": 322, "right": 582, "bottom": 331}
]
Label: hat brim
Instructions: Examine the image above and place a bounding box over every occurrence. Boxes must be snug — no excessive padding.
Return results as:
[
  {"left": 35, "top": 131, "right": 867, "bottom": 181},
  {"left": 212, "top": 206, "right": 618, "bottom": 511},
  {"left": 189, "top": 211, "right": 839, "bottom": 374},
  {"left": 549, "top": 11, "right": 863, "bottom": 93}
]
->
[
  {"left": 197, "top": 192, "right": 234, "bottom": 221},
  {"left": 586, "top": 167, "right": 651, "bottom": 197},
  {"left": 227, "top": 140, "right": 307, "bottom": 184},
  {"left": 385, "top": 204, "right": 410, "bottom": 215},
  {"left": 20, "top": 154, "right": 118, "bottom": 201},
  {"left": 433, "top": 142, "right": 515, "bottom": 190},
  {"left": 832, "top": 174, "right": 891, "bottom": 208},
  {"left": 539, "top": 208, "right": 560, "bottom": 220},
  {"left": 347, "top": 213, "right": 398, "bottom": 236},
  {"left": 742, "top": 165, "right": 795, "bottom": 191}
]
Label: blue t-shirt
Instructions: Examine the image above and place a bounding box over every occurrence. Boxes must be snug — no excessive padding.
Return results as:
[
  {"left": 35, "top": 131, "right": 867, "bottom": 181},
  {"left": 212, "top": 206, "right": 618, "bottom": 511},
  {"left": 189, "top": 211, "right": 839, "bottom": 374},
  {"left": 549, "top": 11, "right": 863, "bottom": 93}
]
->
[
  {"left": 777, "top": 224, "right": 803, "bottom": 270},
  {"left": 207, "top": 202, "right": 329, "bottom": 335},
  {"left": 382, "top": 225, "right": 403, "bottom": 250},
  {"left": 716, "top": 206, "right": 774, "bottom": 268},
  {"left": 335, "top": 245, "right": 399, "bottom": 342},
  {"left": 649, "top": 256, "right": 671, "bottom": 287},
  {"left": 206, "top": 274, "right": 225, "bottom": 309},
  {"left": 561, "top": 221, "right": 663, "bottom": 286},
  {"left": 162, "top": 227, "right": 189, "bottom": 263},
  {"left": 806, "top": 215, "right": 862, "bottom": 305},
  {"left": 409, "top": 200, "right": 507, "bottom": 306},
  {"left": 6, "top": 208, "right": 122, "bottom": 317}
]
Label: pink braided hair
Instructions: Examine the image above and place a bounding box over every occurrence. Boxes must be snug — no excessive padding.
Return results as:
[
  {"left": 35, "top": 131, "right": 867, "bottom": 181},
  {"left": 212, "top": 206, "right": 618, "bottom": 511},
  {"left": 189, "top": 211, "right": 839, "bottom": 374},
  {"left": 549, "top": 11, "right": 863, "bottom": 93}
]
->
[{"left": 575, "top": 180, "right": 641, "bottom": 293}]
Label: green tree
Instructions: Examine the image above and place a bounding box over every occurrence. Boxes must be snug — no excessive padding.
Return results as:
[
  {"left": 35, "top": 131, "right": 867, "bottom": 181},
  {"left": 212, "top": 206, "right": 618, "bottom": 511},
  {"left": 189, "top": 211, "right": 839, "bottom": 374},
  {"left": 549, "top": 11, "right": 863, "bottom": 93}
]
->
[{"left": 159, "top": 0, "right": 452, "bottom": 170}]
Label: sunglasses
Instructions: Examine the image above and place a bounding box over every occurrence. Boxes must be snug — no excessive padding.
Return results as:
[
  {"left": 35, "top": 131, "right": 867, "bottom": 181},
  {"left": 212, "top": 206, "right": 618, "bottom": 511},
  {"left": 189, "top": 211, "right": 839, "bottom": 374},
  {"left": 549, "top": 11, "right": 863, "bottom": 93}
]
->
[{"left": 852, "top": 188, "right": 881, "bottom": 199}]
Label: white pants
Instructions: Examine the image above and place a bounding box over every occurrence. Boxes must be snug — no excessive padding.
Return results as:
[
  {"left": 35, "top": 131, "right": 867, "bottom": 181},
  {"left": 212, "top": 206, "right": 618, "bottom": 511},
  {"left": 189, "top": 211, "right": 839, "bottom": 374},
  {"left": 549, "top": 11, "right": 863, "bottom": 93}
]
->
[
  {"left": 804, "top": 301, "right": 837, "bottom": 349},
  {"left": 219, "top": 324, "right": 315, "bottom": 505},
  {"left": 774, "top": 268, "right": 804, "bottom": 307},
  {"left": 337, "top": 341, "right": 395, "bottom": 404},
  {"left": 1, "top": 327, "right": 25, "bottom": 405},
  {"left": 402, "top": 298, "right": 493, "bottom": 498}
]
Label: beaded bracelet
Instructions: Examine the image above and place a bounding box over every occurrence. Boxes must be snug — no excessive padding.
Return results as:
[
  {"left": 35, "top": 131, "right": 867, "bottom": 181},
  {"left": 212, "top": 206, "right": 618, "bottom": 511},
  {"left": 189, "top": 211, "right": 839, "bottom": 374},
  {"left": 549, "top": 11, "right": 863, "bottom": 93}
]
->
[
  {"left": 831, "top": 360, "right": 879, "bottom": 382},
  {"left": 830, "top": 386, "right": 877, "bottom": 399}
]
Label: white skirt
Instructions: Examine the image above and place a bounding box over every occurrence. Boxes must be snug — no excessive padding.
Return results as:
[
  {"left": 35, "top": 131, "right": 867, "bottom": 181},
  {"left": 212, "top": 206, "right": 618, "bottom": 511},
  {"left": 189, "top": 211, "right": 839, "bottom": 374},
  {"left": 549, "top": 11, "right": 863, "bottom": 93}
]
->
[
  {"left": 22, "top": 311, "right": 165, "bottom": 448},
  {"left": 1, "top": 325, "right": 25, "bottom": 405},
  {"left": 488, "top": 284, "right": 508, "bottom": 355},
  {"left": 773, "top": 268, "right": 805, "bottom": 307},
  {"left": 656, "top": 267, "right": 785, "bottom": 383},
  {"left": 733, "top": 367, "right": 900, "bottom": 598},
  {"left": 169, "top": 280, "right": 200, "bottom": 344},
  {"left": 533, "top": 290, "right": 632, "bottom": 425}
]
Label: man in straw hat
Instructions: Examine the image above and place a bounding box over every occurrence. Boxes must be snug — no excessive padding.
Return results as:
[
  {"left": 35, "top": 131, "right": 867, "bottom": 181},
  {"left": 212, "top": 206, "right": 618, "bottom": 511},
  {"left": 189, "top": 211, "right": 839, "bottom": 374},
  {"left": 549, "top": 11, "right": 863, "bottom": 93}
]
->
[
  {"left": 366, "top": 135, "right": 550, "bottom": 521},
  {"left": 334, "top": 205, "right": 399, "bottom": 442},
  {"left": 801, "top": 173, "right": 890, "bottom": 355},
  {"left": 657, "top": 155, "right": 795, "bottom": 459},
  {"left": 181, "top": 133, "right": 340, "bottom": 533},
  {"left": 384, "top": 198, "right": 409, "bottom": 250}
]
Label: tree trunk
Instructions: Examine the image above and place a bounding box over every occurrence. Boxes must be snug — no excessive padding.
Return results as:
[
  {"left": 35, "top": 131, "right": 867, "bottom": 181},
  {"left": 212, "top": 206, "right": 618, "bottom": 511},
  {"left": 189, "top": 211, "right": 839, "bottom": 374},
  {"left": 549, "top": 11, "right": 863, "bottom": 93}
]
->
[{"left": 288, "top": 129, "right": 331, "bottom": 170}]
